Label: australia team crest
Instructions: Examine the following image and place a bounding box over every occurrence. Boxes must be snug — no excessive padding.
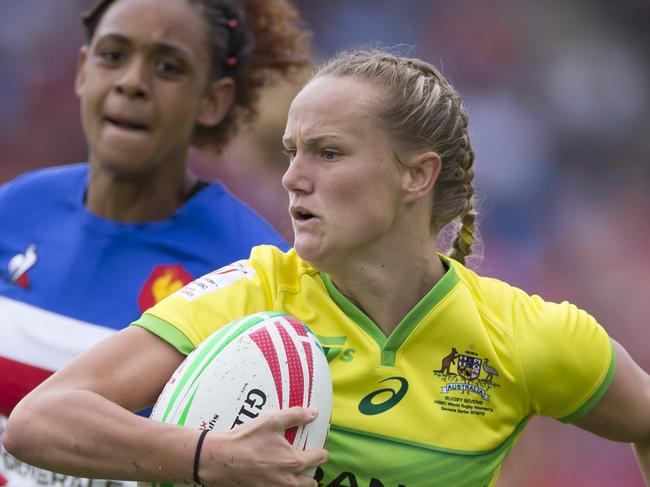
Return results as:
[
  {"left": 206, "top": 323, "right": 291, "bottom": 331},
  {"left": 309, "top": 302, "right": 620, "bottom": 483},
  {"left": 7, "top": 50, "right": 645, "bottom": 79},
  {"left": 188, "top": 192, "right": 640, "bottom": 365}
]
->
[
  {"left": 457, "top": 354, "right": 482, "bottom": 380},
  {"left": 434, "top": 348, "right": 500, "bottom": 403}
]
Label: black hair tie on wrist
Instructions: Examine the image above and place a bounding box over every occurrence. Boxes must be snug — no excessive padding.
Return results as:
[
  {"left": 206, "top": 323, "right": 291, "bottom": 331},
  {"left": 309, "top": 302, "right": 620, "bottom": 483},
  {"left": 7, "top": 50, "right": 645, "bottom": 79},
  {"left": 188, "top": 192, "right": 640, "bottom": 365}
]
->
[{"left": 193, "top": 429, "right": 210, "bottom": 485}]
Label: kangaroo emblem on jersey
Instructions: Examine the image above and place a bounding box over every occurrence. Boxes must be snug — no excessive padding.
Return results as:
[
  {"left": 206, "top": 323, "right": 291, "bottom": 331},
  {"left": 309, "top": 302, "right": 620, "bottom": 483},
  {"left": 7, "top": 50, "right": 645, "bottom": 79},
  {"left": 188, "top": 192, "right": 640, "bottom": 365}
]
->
[
  {"left": 434, "top": 348, "right": 500, "bottom": 405},
  {"left": 434, "top": 347, "right": 458, "bottom": 374},
  {"left": 8, "top": 244, "right": 37, "bottom": 289}
]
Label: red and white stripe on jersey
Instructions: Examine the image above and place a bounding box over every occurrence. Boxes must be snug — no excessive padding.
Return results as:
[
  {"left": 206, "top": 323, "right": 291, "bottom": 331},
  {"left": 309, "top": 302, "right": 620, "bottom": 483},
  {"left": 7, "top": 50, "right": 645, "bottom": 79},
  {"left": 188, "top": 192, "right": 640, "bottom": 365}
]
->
[{"left": 0, "top": 296, "right": 115, "bottom": 414}]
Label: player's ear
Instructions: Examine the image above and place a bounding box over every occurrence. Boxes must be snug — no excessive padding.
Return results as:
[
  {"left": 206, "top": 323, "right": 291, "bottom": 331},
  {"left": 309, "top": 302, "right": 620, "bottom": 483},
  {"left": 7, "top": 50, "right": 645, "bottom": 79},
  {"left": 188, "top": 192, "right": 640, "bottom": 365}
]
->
[
  {"left": 75, "top": 46, "right": 89, "bottom": 97},
  {"left": 401, "top": 151, "right": 441, "bottom": 203},
  {"left": 196, "top": 77, "right": 235, "bottom": 127}
]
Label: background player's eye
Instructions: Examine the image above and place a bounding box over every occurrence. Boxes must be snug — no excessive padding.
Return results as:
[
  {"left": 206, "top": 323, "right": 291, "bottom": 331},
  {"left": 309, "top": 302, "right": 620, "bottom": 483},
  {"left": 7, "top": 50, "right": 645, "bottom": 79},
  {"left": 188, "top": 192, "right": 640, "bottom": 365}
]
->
[
  {"left": 98, "top": 50, "right": 125, "bottom": 64},
  {"left": 283, "top": 148, "right": 296, "bottom": 161},
  {"left": 155, "top": 60, "right": 185, "bottom": 76}
]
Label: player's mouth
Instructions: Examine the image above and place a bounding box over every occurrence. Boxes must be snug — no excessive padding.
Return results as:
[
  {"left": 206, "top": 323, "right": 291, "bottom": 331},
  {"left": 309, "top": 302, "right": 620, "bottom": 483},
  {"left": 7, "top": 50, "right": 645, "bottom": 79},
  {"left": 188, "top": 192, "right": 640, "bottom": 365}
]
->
[
  {"left": 104, "top": 115, "right": 150, "bottom": 132},
  {"left": 290, "top": 206, "right": 318, "bottom": 224}
]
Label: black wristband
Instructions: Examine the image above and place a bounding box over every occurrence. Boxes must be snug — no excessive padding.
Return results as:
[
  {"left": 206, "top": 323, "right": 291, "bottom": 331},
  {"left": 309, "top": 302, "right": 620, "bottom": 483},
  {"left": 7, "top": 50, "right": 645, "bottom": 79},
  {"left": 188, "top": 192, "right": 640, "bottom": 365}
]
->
[{"left": 193, "top": 429, "right": 210, "bottom": 485}]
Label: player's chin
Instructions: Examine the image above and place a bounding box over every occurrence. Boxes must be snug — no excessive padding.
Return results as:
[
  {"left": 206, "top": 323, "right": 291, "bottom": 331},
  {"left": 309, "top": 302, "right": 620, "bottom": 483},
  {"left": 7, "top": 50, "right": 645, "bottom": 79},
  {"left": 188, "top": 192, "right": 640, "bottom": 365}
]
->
[{"left": 293, "top": 237, "right": 325, "bottom": 267}]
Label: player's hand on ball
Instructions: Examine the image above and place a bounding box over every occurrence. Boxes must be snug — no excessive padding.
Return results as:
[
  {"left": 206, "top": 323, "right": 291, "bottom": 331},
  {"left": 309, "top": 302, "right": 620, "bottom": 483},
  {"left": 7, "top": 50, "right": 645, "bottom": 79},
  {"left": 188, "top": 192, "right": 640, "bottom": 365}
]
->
[{"left": 199, "top": 406, "right": 328, "bottom": 487}]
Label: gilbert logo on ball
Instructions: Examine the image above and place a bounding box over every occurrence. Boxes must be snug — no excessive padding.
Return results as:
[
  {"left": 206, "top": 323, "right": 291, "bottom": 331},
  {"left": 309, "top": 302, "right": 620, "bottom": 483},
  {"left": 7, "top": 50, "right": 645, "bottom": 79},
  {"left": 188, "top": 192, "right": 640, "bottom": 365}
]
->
[{"left": 141, "top": 312, "right": 332, "bottom": 486}]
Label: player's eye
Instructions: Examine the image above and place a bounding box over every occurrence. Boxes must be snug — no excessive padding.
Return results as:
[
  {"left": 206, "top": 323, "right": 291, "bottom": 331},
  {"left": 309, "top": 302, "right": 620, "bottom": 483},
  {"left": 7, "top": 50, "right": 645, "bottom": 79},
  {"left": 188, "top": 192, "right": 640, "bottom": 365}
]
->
[
  {"left": 155, "top": 60, "right": 185, "bottom": 76},
  {"left": 283, "top": 148, "right": 296, "bottom": 162},
  {"left": 98, "top": 50, "right": 125, "bottom": 64},
  {"left": 321, "top": 149, "right": 339, "bottom": 161}
]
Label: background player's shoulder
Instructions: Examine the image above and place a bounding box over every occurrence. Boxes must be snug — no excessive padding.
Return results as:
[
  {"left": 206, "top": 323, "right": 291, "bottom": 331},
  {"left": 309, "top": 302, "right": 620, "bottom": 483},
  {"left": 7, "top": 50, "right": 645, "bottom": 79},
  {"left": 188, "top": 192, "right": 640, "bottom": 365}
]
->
[
  {"left": 0, "top": 163, "right": 87, "bottom": 201},
  {"left": 188, "top": 181, "right": 289, "bottom": 250},
  {"left": 0, "top": 163, "right": 88, "bottom": 221}
]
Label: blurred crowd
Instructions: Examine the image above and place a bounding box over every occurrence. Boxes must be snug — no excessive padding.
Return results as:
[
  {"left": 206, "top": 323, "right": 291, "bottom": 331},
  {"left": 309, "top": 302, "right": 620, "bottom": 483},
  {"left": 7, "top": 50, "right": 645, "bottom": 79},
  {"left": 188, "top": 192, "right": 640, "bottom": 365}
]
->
[{"left": 1, "top": 0, "right": 649, "bottom": 485}]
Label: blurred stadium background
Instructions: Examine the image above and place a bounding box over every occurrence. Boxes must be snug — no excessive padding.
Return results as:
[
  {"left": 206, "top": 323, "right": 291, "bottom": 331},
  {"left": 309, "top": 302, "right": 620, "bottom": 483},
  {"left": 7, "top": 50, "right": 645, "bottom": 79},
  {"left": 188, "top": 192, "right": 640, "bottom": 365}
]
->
[{"left": 1, "top": 0, "right": 649, "bottom": 485}]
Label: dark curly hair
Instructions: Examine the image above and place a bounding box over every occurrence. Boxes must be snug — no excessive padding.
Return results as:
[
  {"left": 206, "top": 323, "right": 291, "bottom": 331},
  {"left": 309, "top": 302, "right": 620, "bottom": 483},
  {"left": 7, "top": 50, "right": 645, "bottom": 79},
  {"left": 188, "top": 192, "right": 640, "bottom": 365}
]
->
[{"left": 81, "top": 0, "right": 312, "bottom": 153}]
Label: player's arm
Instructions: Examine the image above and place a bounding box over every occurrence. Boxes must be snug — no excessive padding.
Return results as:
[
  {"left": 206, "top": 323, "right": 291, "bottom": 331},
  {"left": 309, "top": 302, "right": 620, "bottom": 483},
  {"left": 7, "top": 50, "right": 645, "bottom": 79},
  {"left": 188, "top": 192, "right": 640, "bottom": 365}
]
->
[
  {"left": 3, "top": 325, "right": 326, "bottom": 486},
  {"left": 574, "top": 340, "right": 650, "bottom": 486},
  {"left": 3, "top": 326, "right": 200, "bottom": 482}
]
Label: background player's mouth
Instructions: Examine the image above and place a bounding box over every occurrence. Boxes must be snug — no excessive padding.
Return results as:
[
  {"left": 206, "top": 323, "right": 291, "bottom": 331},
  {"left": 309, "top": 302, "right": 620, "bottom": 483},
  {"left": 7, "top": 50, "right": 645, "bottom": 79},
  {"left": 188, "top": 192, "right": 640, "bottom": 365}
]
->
[{"left": 104, "top": 116, "right": 150, "bottom": 131}]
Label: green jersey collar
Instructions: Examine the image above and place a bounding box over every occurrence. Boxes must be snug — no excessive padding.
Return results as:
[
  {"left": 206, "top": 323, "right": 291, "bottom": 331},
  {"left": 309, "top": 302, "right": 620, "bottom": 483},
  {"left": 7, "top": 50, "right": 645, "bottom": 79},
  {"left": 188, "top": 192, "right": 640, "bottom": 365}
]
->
[{"left": 319, "top": 256, "right": 460, "bottom": 366}]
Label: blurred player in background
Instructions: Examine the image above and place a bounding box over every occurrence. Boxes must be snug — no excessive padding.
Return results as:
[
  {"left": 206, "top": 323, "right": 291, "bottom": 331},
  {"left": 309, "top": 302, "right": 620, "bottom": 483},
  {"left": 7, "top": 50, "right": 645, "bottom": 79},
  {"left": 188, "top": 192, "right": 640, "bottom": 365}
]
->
[
  {"left": 6, "top": 48, "right": 650, "bottom": 487},
  {"left": 0, "top": 0, "right": 311, "bottom": 485}
]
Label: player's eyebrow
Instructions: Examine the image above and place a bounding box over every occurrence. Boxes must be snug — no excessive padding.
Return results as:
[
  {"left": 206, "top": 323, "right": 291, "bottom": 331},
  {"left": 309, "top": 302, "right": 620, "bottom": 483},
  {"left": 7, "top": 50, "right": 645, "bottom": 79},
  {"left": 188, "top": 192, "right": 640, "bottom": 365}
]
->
[
  {"left": 94, "top": 32, "right": 195, "bottom": 61},
  {"left": 282, "top": 133, "right": 345, "bottom": 148}
]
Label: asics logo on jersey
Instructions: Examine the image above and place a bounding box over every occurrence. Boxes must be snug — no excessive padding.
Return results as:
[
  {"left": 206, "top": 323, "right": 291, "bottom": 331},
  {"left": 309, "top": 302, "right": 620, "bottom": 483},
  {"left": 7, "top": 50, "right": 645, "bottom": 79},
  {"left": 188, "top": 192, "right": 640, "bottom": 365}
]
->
[
  {"left": 316, "top": 335, "right": 356, "bottom": 363},
  {"left": 358, "top": 376, "right": 409, "bottom": 415}
]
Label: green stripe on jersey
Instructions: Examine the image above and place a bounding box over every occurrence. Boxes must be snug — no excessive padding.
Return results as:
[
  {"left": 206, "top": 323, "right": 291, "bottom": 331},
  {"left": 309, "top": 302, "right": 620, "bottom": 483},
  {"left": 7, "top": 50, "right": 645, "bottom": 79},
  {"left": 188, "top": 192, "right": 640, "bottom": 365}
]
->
[{"left": 320, "top": 420, "right": 527, "bottom": 487}]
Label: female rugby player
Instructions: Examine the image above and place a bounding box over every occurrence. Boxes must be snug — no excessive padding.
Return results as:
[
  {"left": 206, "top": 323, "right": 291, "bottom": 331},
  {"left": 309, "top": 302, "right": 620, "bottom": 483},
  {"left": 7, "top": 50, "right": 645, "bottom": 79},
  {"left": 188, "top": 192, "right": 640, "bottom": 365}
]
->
[{"left": 6, "top": 49, "right": 650, "bottom": 487}]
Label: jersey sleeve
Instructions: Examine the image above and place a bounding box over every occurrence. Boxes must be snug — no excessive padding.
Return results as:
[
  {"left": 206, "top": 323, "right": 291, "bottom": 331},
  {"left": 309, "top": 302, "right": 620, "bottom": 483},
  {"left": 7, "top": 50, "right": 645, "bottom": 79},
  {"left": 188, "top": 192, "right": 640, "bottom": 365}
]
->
[
  {"left": 132, "top": 245, "right": 283, "bottom": 354},
  {"left": 515, "top": 295, "right": 616, "bottom": 422}
]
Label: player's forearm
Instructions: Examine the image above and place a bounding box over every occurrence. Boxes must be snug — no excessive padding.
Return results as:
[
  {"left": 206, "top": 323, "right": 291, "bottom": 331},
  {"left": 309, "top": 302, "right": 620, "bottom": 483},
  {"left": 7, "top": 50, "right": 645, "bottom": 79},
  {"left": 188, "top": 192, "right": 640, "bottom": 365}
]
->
[
  {"left": 3, "top": 388, "right": 198, "bottom": 483},
  {"left": 634, "top": 442, "right": 650, "bottom": 487}
]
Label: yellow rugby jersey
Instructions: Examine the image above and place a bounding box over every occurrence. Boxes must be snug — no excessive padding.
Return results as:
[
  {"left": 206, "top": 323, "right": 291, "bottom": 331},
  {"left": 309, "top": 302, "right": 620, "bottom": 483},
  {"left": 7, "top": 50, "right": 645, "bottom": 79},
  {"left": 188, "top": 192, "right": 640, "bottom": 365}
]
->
[{"left": 134, "top": 245, "right": 615, "bottom": 487}]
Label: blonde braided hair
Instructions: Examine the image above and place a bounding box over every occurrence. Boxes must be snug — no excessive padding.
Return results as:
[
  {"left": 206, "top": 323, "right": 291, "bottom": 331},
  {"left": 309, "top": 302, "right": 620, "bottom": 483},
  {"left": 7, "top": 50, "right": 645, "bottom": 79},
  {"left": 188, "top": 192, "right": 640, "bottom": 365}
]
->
[{"left": 316, "top": 49, "right": 478, "bottom": 264}]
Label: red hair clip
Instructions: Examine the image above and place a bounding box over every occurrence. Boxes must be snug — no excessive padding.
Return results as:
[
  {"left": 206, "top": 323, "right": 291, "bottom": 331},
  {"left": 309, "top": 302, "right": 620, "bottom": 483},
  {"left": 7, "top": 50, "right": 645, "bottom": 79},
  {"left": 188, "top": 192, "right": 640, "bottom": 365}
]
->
[
  {"left": 227, "top": 56, "right": 238, "bottom": 66},
  {"left": 228, "top": 18, "right": 239, "bottom": 29}
]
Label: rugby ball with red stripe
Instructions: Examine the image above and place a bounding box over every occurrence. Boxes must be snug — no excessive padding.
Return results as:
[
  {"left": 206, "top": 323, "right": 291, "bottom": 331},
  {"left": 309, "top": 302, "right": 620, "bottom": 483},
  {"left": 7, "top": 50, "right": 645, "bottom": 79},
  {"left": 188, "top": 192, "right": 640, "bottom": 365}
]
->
[{"left": 143, "top": 312, "right": 332, "bottom": 484}]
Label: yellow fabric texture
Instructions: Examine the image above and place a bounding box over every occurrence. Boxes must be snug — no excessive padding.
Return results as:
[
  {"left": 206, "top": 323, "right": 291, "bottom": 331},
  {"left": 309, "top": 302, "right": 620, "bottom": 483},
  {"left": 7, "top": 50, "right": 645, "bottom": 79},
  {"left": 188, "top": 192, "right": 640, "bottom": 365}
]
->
[{"left": 136, "top": 245, "right": 614, "bottom": 484}]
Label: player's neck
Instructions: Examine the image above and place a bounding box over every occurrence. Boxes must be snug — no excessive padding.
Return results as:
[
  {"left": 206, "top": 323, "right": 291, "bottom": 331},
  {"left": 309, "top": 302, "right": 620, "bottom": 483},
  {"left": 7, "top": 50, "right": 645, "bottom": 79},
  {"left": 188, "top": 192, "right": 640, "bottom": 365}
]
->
[
  {"left": 85, "top": 161, "right": 199, "bottom": 223},
  {"left": 328, "top": 252, "right": 446, "bottom": 336}
]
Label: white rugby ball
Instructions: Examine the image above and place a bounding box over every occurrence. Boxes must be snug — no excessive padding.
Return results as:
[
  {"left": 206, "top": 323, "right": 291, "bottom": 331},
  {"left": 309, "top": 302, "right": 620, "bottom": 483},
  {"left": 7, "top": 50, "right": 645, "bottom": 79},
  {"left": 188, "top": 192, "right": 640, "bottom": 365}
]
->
[{"left": 140, "top": 311, "right": 332, "bottom": 486}]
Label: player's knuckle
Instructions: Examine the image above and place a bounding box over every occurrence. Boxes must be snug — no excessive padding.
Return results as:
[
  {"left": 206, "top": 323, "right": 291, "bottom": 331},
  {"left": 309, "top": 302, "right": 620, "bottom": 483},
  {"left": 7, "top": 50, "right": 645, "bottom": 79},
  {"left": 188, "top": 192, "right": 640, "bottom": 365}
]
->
[
  {"left": 285, "top": 455, "right": 304, "bottom": 471},
  {"left": 287, "top": 476, "right": 302, "bottom": 487},
  {"left": 277, "top": 473, "right": 300, "bottom": 487}
]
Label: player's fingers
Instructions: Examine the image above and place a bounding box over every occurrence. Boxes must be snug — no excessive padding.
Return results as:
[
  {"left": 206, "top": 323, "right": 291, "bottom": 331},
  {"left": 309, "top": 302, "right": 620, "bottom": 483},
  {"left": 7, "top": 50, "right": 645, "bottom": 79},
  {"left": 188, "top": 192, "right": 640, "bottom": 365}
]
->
[
  {"left": 274, "top": 406, "right": 318, "bottom": 430},
  {"left": 300, "top": 447, "right": 329, "bottom": 468},
  {"left": 298, "top": 475, "right": 319, "bottom": 487}
]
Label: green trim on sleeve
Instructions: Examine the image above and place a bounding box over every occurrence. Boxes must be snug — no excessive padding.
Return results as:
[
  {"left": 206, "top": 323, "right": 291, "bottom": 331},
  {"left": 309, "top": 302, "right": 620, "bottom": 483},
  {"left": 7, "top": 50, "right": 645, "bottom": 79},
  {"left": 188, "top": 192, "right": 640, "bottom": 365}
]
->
[
  {"left": 131, "top": 313, "right": 195, "bottom": 356},
  {"left": 560, "top": 339, "right": 617, "bottom": 423}
]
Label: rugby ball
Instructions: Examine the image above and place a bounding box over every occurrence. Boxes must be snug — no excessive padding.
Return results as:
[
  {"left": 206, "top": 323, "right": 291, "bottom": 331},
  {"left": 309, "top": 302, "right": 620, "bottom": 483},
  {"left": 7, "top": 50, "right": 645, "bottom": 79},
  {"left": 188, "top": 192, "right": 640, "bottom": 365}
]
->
[{"left": 140, "top": 312, "right": 332, "bottom": 486}]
